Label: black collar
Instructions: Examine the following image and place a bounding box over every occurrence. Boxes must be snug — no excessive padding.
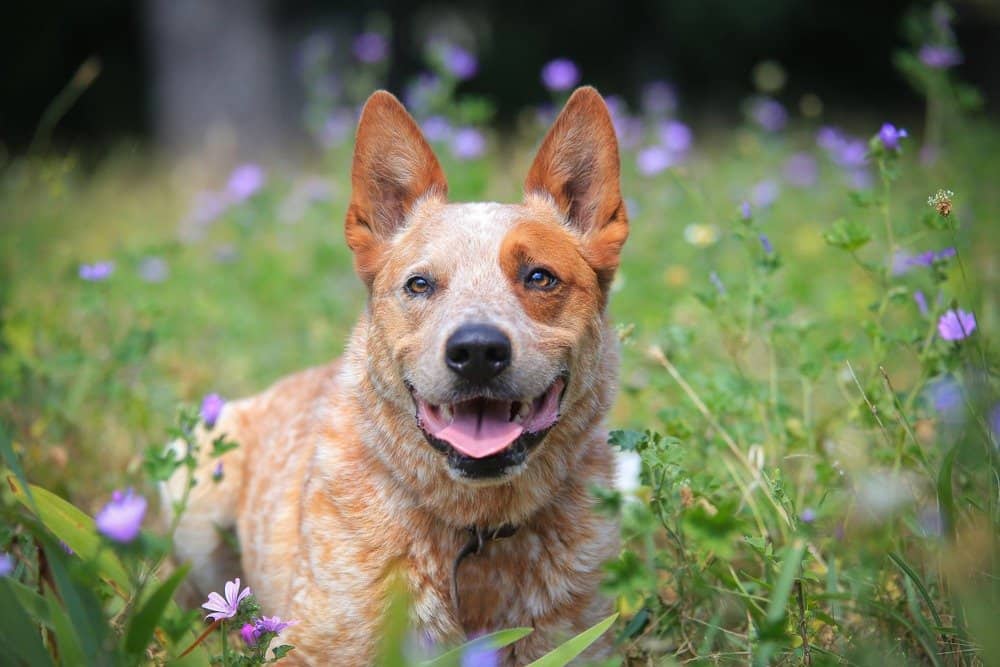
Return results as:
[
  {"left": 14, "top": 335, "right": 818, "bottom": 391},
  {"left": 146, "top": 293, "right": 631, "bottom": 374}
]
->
[{"left": 451, "top": 524, "right": 518, "bottom": 613}]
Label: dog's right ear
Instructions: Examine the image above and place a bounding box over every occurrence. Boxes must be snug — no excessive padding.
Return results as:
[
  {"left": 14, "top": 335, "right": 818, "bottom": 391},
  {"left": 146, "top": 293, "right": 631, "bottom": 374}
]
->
[{"left": 345, "top": 91, "right": 448, "bottom": 286}]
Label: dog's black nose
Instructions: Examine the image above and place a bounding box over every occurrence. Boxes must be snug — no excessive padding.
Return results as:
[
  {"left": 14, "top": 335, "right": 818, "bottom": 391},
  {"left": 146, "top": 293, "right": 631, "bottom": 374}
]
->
[{"left": 445, "top": 324, "right": 511, "bottom": 383}]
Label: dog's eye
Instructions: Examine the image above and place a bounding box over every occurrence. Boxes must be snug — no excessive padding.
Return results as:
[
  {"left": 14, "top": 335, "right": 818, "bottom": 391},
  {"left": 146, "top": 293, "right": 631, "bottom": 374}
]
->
[
  {"left": 405, "top": 275, "right": 433, "bottom": 296},
  {"left": 524, "top": 268, "right": 559, "bottom": 290}
]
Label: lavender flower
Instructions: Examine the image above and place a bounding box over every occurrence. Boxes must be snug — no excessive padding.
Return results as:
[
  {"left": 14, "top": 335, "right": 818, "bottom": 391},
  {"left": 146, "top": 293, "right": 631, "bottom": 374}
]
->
[
  {"left": 759, "top": 234, "right": 774, "bottom": 254},
  {"left": 905, "top": 247, "right": 956, "bottom": 269},
  {"left": 138, "top": 256, "right": 169, "bottom": 283},
  {"left": 877, "top": 123, "right": 908, "bottom": 151},
  {"left": 450, "top": 128, "right": 486, "bottom": 160},
  {"left": 320, "top": 111, "right": 353, "bottom": 148},
  {"left": 421, "top": 116, "right": 452, "bottom": 142},
  {"left": 226, "top": 164, "right": 265, "bottom": 203},
  {"left": 461, "top": 642, "right": 499, "bottom": 667},
  {"left": 202, "top": 578, "right": 252, "bottom": 621},
  {"left": 0, "top": 552, "right": 13, "bottom": 577},
  {"left": 212, "top": 461, "right": 224, "bottom": 482},
  {"left": 353, "top": 32, "right": 389, "bottom": 64},
  {"left": 750, "top": 97, "right": 788, "bottom": 132},
  {"left": 919, "top": 44, "right": 962, "bottom": 69},
  {"left": 540, "top": 58, "right": 580, "bottom": 91},
  {"left": 914, "top": 290, "right": 929, "bottom": 316},
  {"left": 926, "top": 376, "right": 963, "bottom": 416},
  {"left": 241, "top": 623, "right": 261, "bottom": 646},
  {"left": 640, "top": 80, "right": 677, "bottom": 115},
  {"left": 751, "top": 180, "right": 780, "bottom": 208},
  {"left": 256, "top": 616, "right": 296, "bottom": 634},
  {"left": 403, "top": 72, "right": 441, "bottom": 113},
  {"left": 79, "top": 261, "right": 115, "bottom": 282},
  {"left": 800, "top": 508, "right": 816, "bottom": 524},
  {"left": 784, "top": 152, "right": 818, "bottom": 188},
  {"left": 95, "top": 489, "right": 147, "bottom": 543},
  {"left": 636, "top": 146, "right": 673, "bottom": 176},
  {"left": 937, "top": 309, "right": 977, "bottom": 341},
  {"left": 201, "top": 393, "right": 225, "bottom": 428},
  {"left": 740, "top": 201, "right": 752, "bottom": 220},
  {"left": 658, "top": 120, "right": 693, "bottom": 154},
  {"left": 442, "top": 44, "right": 477, "bottom": 80}
]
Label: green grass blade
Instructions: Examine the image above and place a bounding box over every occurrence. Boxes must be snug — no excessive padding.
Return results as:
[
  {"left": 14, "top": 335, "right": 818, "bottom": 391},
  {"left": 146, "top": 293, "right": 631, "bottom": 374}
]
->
[
  {"left": 423, "top": 627, "right": 534, "bottom": 666},
  {"left": 44, "top": 585, "right": 87, "bottom": 666},
  {"left": 125, "top": 563, "right": 191, "bottom": 655},
  {"left": 0, "top": 579, "right": 56, "bottom": 666},
  {"left": 4, "top": 578, "right": 52, "bottom": 629},
  {"left": 936, "top": 443, "right": 959, "bottom": 539},
  {"left": 888, "top": 552, "right": 944, "bottom": 629},
  {"left": 525, "top": 613, "right": 618, "bottom": 667},
  {"left": 765, "top": 539, "right": 806, "bottom": 625}
]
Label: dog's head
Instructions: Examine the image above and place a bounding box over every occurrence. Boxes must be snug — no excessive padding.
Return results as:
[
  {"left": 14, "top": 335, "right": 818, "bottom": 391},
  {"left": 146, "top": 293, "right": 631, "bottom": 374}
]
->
[{"left": 345, "top": 87, "right": 627, "bottom": 484}]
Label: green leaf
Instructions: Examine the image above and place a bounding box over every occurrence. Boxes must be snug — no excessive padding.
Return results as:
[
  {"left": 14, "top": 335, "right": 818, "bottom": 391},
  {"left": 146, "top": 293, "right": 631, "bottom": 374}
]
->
[
  {"left": 765, "top": 539, "right": 807, "bottom": 626},
  {"left": 271, "top": 644, "right": 294, "bottom": 661},
  {"left": 42, "top": 541, "right": 106, "bottom": 662},
  {"left": 823, "top": 218, "right": 871, "bottom": 252},
  {"left": 423, "top": 627, "right": 534, "bottom": 666},
  {"left": 125, "top": 563, "right": 191, "bottom": 655},
  {"left": 936, "top": 443, "right": 959, "bottom": 539},
  {"left": 608, "top": 429, "right": 647, "bottom": 452},
  {"left": 525, "top": 613, "right": 618, "bottom": 667},
  {"left": 43, "top": 585, "right": 87, "bottom": 666},
  {"left": 0, "top": 579, "right": 55, "bottom": 667},
  {"left": 3, "top": 578, "right": 52, "bottom": 629}
]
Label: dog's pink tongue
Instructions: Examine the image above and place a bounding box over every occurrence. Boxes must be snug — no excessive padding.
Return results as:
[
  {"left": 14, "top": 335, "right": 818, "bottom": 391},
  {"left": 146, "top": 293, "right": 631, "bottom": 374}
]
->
[{"left": 436, "top": 400, "right": 523, "bottom": 459}]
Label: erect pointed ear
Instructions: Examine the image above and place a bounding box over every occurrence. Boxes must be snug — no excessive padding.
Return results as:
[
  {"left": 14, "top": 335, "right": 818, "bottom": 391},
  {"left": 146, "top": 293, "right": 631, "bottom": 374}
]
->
[
  {"left": 345, "top": 91, "right": 448, "bottom": 285},
  {"left": 524, "top": 86, "right": 628, "bottom": 291}
]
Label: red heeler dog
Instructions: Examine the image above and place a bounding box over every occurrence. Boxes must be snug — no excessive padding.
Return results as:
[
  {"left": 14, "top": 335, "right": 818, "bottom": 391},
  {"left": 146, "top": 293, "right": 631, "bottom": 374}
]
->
[{"left": 164, "top": 85, "right": 629, "bottom": 664}]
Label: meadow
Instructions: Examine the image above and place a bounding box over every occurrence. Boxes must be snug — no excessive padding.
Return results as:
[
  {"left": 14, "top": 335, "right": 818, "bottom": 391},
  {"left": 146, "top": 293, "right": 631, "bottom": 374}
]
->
[{"left": 1, "top": 15, "right": 999, "bottom": 666}]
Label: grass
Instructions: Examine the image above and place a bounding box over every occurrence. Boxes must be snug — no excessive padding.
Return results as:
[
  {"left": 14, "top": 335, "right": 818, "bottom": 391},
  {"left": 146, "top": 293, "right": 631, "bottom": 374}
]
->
[{"left": 2, "top": 41, "right": 999, "bottom": 667}]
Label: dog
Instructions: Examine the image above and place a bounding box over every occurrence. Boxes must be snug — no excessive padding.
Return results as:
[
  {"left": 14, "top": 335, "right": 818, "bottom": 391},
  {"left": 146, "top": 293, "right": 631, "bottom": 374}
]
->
[{"left": 164, "top": 86, "right": 629, "bottom": 664}]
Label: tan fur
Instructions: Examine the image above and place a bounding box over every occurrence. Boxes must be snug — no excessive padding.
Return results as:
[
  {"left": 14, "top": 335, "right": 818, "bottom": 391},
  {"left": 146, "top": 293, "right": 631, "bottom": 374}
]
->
[{"left": 165, "top": 87, "right": 628, "bottom": 664}]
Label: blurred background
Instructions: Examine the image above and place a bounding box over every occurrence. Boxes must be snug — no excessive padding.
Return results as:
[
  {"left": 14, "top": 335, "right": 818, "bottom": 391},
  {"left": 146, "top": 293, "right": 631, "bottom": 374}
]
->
[{"left": 3, "top": 0, "right": 1000, "bottom": 158}]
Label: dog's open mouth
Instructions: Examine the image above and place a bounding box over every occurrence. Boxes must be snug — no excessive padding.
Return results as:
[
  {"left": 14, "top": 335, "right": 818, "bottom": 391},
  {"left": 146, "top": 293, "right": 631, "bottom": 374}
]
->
[{"left": 412, "top": 377, "right": 565, "bottom": 477}]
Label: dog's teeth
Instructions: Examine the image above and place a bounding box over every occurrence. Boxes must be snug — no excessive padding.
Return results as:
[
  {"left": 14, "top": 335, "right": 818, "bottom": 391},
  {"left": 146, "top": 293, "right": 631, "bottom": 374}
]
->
[{"left": 440, "top": 404, "right": 453, "bottom": 423}]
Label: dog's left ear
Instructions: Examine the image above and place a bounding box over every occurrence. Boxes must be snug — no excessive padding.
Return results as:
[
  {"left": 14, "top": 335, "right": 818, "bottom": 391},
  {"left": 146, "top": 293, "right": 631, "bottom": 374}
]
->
[
  {"left": 525, "top": 86, "right": 628, "bottom": 290},
  {"left": 346, "top": 91, "right": 448, "bottom": 286}
]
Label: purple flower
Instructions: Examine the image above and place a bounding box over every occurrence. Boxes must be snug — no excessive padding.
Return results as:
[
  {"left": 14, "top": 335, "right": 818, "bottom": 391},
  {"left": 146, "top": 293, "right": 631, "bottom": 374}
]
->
[
  {"left": 442, "top": 44, "right": 477, "bottom": 80},
  {"left": 759, "top": 234, "right": 774, "bottom": 254},
  {"left": 990, "top": 404, "right": 1000, "bottom": 444},
  {"left": 816, "top": 126, "right": 844, "bottom": 152},
  {"left": 914, "top": 290, "right": 929, "bottom": 316},
  {"left": 320, "top": 111, "right": 353, "bottom": 148},
  {"left": 450, "top": 128, "right": 486, "bottom": 160},
  {"left": 783, "top": 152, "right": 818, "bottom": 188},
  {"left": 800, "top": 508, "right": 816, "bottom": 523},
  {"left": 353, "top": 32, "right": 389, "bottom": 64},
  {"left": 256, "top": 616, "right": 296, "bottom": 635},
  {"left": 241, "top": 623, "right": 261, "bottom": 647},
  {"left": 95, "top": 489, "right": 147, "bottom": 543},
  {"left": 905, "top": 247, "right": 955, "bottom": 270},
  {"left": 202, "top": 578, "right": 252, "bottom": 621},
  {"left": 403, "top": 72, "right": 441, "bottom": 113},
  {"left": 878, "top": 123, "right": 908, "bottom": 151},
  {"left": 0, "top": 552, "right": 13, "bottom": 577},
  {"left": 640, "top": 80, "right": 677, "bottom": 115},
  {"left": 636, "top": 146, "right": 673, "bottom": 176},
  {"left": 926, "top": 376, "right": 963, "bottom": 421},
  {"left": 212, "top": 461, "right": 224, "bottom": 482},
  {"left": 938, "top": 309, "right": 977, "bottom": 341},
  {"left": 60, "top": 541, "right": 74, "bottom": 555},
  {"left": 421, "top": 116, "right": 452, "bottom": 142},
  {"left": 658, "top": 120, "right": 693, "bottom": 154},
  {"left": 919, "top": 44, "right": 962, "bottom": 69},
  {"left": 201, "top": 393, "right": 225, "bottom": 428},
  {"left": 79, "top": 261, "right": 115, "bottom": 282},
  {"left": 540, "top": 58, "right": 580, "bottom": 92},
  {"left": 461, "top": 642, "right": 499, "bottom": 667},
  {"left": 138, "top": 256, "right": 169, "bottom": 283},
  {"left": 751, "top": 180, "right": 780, "bottom": 208},
  {"left": 740, "top": 201, "right": 752, "bottom": 220},
  {"left": 226, "top": 164, "right": 265, "bottom": 203},
  {"left": 750, "top": 97, "right": 788, "bottom": 132}
]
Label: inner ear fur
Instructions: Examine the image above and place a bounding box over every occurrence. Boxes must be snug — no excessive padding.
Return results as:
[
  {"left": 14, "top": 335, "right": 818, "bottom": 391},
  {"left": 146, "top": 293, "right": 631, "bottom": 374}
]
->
[
  {"left": 345, "top": 90, "right": 448, "bottom": 285},
  {"left": 524, "top": 86, "right": 628, "bottom": 292}
]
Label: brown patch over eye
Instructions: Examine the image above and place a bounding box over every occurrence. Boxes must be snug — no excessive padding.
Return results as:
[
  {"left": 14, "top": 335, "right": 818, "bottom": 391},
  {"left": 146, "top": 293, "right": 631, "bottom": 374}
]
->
[{"left": 499, "top": 220, "right": 602, "bottom": 323}]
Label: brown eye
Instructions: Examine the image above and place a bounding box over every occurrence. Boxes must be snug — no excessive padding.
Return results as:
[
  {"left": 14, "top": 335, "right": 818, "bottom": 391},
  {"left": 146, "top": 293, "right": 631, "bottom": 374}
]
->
[
  {"left": 405, "top": 275, "right": 433, "bottom": 296},
  {"left": 524, "top": 268, "right": 559, "bottom": 290}
]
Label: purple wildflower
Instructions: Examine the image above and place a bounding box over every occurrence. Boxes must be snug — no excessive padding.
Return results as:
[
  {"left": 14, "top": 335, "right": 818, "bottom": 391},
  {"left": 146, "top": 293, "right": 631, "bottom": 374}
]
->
[
  {"left": 95, "top": 489, "right": 147, "bottom": 543},
  {"left": 60, "top": 541, "right": 75, "bottom": 555},
  {"left": 905, "top": 247, "right": 955, "bottom": 269},
  {"left": 403, "top": 72, "right": 441, "bottom": 113},
  {"left": 241, "top": 623, "right": 261, "bottom": 647},
  {"left": 636, "top": 146, "right": 673, "bottom": 176},
  {"left": 352, "top": 32, "right": 389, "bottom": 64},
  {"left": 914, "top": 290, "right": 929, "bottom": 316},
  {"left": 461, "top": 642, "right": 500, "bottom": 667},
  {"left": 640, "top": 80, "right": 677, "bottom": 115},
  {"left": 800, "top": 508, "right": 816, "bottom": 524},
  {"left": 740, "top": 201, "right": 752, "bottom": 220},
  {"left": 226, "top": 164, "right": 265, "bottom": 203},
  {"left": 926, "top": 377, "right": 963, "bottom": 422},
  {"left": 751, "top": 180, "right": 780, "bottom": 208},
  {"left": 750, "top": 97, "right": 788, "bottom": 132},
  {"left": 759, "top": 234, "right": 774, "bottom": 254},
  {"left": 79, "top": 261, "right": 115, "bottom": 282},
  {"left": 421, "top": 116, "right": 452, "bottom": 142},
  {"left": 784, "top": 152, "right": 818, "bottom": 188},
  {"left": 320, "top": 111, "right": 353, "bottom": 148},
  {"left": 138, "top": 256, "right": 169, "bottom": 283},
  {"left": 540, "top": 58, "right": 580, "bottom": 92},
  {"left": 442, "top": 44, "right": 477, "bottom": 80},
  {"left": 0, "top": 552, "right": 13, "bottom": 577},
  {"left": 937, "top": 309, "right": 977, "bottom": 341},
  {"left": 201, "top": 393, "right": 225, "bottom": 428},
  {"left": 212, "top": 461, "right": 224, "bottom": 482},
  {"left": 816, "top": 126, "right": 843, "bottom": 152},
  {"left": 658, "top": 120, "right": 693, "bottom": 154},
  {"left": 878, "top": 123, "right": 908, "bottom": 151},
  {"left": 919, "top": 44, "right": 962, "bottom": 69},
  {"left": 256, "top": 616, "right": 296, "bottom": 635},
  {"left": 202, "top": 578, "right": 252, "bottom": 621},
  {"left": 450, "top": 128, "right": 486, "bottom": 160}
]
